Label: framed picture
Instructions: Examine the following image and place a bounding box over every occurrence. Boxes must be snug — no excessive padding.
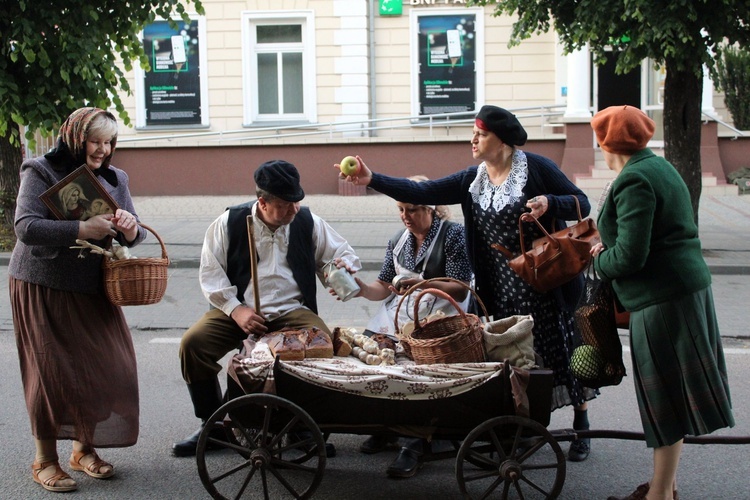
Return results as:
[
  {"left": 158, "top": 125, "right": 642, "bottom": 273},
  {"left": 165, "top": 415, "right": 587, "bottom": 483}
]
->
[{"left": 40, "top": 165, "right": 119, "bottom": 221}]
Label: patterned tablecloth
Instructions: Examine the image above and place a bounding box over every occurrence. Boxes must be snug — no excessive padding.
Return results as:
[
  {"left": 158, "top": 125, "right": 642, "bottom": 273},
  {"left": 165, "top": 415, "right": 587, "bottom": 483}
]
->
[{"left": 228, "top": 337, "right": 531, "bottom": 416}]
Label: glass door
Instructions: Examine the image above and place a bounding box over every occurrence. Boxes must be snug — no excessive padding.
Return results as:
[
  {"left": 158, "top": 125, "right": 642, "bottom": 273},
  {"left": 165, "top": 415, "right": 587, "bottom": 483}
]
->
[{"left": 643, "top": 61, "right": 666, "bottom": 144}]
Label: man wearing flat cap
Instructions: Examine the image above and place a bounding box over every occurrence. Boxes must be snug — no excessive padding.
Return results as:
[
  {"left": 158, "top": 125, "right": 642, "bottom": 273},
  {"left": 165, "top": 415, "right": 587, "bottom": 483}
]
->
[{"left": 173, "top": 160, "right": 361, "bottom": 457}]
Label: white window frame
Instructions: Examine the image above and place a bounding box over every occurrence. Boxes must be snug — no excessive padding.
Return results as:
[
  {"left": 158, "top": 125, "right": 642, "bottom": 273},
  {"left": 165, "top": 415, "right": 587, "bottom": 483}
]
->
[
  {"left": 241, "top": 11, "right": 317, "bottom": 125},
  {"left": 134, "top": 14, "right": 209, "bottom": 129},
  {"left": 409, "top": 8, "right": 485, "bottom": 117}
]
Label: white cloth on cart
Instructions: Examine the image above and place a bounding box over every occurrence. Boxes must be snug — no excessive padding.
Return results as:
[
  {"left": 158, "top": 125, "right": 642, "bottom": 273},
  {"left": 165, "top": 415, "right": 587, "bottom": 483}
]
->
[{"left": 231, "top": 338, "right": 512, "bottom": 401}]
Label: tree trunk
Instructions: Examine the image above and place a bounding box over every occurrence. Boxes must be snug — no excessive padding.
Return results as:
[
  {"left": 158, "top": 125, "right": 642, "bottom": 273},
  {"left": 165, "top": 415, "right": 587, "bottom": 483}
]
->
[
  {"left": 0, "top": 123, "right": 23, "bottom": 226},
  {"left": 662, "top": 63, "right": 703, "bottom": 225}
]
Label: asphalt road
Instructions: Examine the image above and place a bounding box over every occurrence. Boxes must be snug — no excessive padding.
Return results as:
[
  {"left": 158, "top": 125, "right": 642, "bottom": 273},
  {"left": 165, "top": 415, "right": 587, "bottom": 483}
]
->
[
  {"left": 1, "top": 309, "right": 749, "bottom": 498},
  {"left": 2, "top": 191, "right": 749, "bottom": 498}
]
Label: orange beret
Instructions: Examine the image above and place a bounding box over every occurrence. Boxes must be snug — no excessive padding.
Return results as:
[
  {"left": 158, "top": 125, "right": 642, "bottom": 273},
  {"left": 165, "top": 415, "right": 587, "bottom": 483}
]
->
[{"left": 591, "top": 105, "right": 655, "bottom": 154}]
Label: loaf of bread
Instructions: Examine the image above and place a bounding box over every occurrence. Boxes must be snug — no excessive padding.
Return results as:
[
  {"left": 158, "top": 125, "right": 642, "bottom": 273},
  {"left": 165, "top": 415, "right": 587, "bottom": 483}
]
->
[
  {"left": 332, "top": 327, "right": 353, "bottom": 357},
  {"left": 266, "top": 329, "right": 307, "bottom": 361},
  {"left": 305, "top": 327, "right": 334, "bottom": 358}
]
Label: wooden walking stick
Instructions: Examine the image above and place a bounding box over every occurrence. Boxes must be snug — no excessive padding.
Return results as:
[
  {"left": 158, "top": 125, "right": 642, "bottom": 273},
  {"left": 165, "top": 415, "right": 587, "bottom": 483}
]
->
[{"left": 246, "top": 215, "right": 262, "bottom": 317}]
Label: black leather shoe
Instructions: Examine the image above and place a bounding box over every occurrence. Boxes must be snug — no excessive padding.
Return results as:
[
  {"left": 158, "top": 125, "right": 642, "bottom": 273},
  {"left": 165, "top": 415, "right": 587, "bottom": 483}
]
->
[
  {"left": 359, "top": 435, "right": 399, "bottom": 454},
  {"left": 567, "top": 438, "right": 590, "bottom": 462},
  {"left": 172, "top": 424, "right": 226, "bottom": 457},
  {"left": 386, "top": 447, "right": 423, "bottom": 478}
]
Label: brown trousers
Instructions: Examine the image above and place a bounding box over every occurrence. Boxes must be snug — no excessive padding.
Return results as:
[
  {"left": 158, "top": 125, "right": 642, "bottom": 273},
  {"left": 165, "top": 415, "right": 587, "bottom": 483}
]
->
[{"left": 179, "top": 307, "right": 330, "bottom": 383}]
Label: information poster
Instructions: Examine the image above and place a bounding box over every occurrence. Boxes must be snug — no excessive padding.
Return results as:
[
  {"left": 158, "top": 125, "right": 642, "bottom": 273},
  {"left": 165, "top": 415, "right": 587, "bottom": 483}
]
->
[
  {"left": 142, "top": 20, "right": 202, "bottom": 126},
  {"left": 417, "top": 14, "right": 477, "bottom": 115}
]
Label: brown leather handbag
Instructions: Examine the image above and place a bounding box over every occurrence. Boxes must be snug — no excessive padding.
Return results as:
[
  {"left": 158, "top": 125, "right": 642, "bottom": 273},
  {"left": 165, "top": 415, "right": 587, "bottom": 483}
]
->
[{"left": 494, "top": 196, "right": 600, "bottom": 293}]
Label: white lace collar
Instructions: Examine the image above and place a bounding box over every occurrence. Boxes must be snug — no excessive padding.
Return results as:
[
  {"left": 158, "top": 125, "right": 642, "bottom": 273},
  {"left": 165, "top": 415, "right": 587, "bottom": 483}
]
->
[{"left": 468, "top": 149, "right": 528, "bottom": 211}]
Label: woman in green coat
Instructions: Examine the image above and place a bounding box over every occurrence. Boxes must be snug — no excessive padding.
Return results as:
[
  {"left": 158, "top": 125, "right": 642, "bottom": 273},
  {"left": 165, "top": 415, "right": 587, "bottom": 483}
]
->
[{"left": 590, "top": 105, "right": 734, "bottom": 500}]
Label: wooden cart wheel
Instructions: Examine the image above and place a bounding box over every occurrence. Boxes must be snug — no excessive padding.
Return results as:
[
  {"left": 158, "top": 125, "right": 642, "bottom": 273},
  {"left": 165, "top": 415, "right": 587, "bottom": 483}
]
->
[
  {"left": 196, "top": 393, "right": 326, "bottom": 500},
  {"left": 456, "top": 415, "right": 566, "bottom": 500}
]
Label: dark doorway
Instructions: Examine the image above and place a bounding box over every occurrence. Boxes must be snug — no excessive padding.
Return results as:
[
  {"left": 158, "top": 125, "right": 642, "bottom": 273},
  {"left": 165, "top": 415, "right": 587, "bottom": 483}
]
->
[{"left": 596, "top": 52, "right": 641, "bottom": 111}]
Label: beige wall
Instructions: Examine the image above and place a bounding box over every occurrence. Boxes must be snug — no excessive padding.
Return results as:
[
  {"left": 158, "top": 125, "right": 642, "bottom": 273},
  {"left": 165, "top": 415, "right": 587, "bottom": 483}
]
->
[
  {"left": 107, "top": 0, "right": 742, "bottom": 186},
  {"left": 115, "top": 0, "right": 563, "bottom": 149}
]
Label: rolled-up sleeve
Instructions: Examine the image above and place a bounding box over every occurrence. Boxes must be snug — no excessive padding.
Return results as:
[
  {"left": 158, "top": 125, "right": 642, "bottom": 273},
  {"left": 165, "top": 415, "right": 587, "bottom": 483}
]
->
[{"left": 311, "top": 213, "right": 361, "bottom": 281}]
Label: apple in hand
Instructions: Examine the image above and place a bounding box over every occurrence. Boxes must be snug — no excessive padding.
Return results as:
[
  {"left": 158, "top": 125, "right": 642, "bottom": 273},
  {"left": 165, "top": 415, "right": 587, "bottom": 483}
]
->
[{"left": 339, "top": 156, "right": 360, "bottom": 176}]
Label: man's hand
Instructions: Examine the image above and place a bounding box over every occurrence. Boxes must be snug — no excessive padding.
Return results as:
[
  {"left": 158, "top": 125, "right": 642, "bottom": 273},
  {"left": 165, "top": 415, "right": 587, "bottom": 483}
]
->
[{"left": 230, "top": 305, "right": 268, "bottom": 337}]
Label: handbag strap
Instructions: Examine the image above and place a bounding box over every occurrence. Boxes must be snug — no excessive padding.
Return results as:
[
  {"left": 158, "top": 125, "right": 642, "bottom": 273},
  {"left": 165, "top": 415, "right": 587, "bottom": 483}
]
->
[
  {"left": 493, "top": 195, "right": 583, "bottom": 259},
  {"left": 570, "top": 195, "right": 583, "bottom": 222},
  {"left": 548, "top": 195, "right": 584, "bottom": 227},
  {"left": 517, "top": 212, "right": 559, "bottom": 258},
  {"left": 584, "top": 260, "right": 599, "bottom": 280}
]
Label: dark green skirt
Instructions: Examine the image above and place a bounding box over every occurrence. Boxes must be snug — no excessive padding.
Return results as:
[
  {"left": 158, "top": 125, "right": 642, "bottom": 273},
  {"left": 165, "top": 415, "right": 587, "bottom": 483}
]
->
[{"left": 630, "top": 286, "right": 734, "bottom": 448}]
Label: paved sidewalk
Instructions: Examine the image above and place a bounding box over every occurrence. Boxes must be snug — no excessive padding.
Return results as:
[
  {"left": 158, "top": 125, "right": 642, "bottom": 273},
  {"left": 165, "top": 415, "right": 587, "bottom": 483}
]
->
[
  {"left": 128, "top": 192, "right": 750, "bottom": 272},
  {"left": 0, "top": 193, "right": 748, "bottom": 338}
]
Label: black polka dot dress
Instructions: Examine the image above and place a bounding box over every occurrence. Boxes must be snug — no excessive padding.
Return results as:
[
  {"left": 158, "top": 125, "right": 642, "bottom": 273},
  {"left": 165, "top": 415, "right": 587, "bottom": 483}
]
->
[{"left": 473, "top": 192, "right": 597, "bottom": 410}]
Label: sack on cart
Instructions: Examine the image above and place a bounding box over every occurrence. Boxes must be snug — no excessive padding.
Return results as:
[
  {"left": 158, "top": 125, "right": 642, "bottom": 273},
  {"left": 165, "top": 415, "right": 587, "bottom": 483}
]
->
[{"left": 482, "top": 314, "right": 539, "bottom": 369}]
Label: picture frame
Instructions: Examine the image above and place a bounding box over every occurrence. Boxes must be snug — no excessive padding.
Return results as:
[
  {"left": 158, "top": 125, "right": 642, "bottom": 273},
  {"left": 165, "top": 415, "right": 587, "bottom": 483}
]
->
[{"left": 40, "top": 165, "right": 119, "bottom": 221}]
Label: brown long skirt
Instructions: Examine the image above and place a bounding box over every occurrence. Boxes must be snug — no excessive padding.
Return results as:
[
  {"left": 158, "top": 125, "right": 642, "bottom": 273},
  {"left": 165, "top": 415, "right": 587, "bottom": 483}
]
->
[{"left": 10, "top": 277, "right": 139, "bottom": 447}]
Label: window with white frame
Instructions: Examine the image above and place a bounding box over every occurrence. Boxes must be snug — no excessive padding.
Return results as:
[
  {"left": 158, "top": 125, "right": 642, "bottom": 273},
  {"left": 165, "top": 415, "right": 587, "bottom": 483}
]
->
[{"left": 242, "top": 11, "right": 317, "bottom": 125}]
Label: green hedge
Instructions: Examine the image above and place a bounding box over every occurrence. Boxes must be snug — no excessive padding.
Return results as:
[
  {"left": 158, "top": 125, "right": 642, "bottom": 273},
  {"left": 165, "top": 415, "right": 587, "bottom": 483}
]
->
[{"left": 716, "top": 46, "right": 750, "bottom": 130}]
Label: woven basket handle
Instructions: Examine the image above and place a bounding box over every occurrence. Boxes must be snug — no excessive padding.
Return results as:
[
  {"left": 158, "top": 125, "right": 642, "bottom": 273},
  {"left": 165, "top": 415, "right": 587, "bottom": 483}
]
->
[
  {"left": 412, "top": 287, "right": 467, "bottom": 330},
  {"left": 139, "top": 222, "right": 169, "bottom": 260},
  {"left": 393, "top": 277, "right": 489, "bottom": 334},
  {"left": 104, "top": 222, "right": 169, "bottom": 261}
]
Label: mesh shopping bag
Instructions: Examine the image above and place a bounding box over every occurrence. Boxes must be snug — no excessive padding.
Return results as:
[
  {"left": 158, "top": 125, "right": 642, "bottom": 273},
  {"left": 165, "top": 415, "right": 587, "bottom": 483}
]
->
[{"left": 571, "top": 264, "right": 627, "bottom": 388}]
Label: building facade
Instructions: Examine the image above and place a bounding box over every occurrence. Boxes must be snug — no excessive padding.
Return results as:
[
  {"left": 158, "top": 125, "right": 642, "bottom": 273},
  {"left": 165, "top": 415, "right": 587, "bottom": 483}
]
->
[{"left": 80, "top": 0, "right": 739, "bottom": 196}]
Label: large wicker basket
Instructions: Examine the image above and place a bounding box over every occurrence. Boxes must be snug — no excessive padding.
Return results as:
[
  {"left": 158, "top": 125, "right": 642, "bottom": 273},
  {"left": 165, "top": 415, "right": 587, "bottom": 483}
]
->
[
  {"left": 102, "top": 223, "right": 169, "bottom": 306},
  {"left": 395, "top": 278, "right": 488, "bottom": 365}
]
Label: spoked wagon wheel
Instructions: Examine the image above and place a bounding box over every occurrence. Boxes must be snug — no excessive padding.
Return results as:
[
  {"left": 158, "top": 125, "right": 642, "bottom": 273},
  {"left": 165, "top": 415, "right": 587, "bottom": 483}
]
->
[
  {"left": 456, "top": 416, "right": 566, "bottom": 500},
  {"left": 196, "top": 394, "right": 326, "bottom": 499}
]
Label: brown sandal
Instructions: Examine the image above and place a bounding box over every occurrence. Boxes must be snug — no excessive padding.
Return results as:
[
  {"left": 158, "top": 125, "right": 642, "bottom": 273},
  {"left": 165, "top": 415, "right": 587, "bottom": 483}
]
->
[
  {"left": 32, "top": 460, "right": 78, "bottom": 492},
  {"left": 69, "top": 449, "right": 115, "bottom": 479}
]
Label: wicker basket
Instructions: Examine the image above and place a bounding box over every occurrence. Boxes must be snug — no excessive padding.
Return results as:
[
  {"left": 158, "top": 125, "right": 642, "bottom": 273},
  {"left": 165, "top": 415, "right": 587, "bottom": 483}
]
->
[
  {"left": 394, "top": 278, "right": 488, "bottom": 364},
  {"left": 102, "top": 223, "right": 169, "bottom": 306}
]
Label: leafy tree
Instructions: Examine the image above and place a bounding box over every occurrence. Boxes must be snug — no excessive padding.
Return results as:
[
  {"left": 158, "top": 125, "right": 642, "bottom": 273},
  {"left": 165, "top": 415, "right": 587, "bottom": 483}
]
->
[
  {"left": 0, "top": 0, "right": 204, "bottom": 227},
  {"left": 468, "top": 0, "right": 750, "bottom": 221},
  {"left": 714, "top": 45, "right": 750, "bottom": 130}
]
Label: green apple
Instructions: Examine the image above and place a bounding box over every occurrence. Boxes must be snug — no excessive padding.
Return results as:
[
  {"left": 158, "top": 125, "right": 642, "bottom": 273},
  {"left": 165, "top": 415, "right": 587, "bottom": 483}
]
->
[{"left": 339, "top": 156, "right": 360, "bottom": 176}]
